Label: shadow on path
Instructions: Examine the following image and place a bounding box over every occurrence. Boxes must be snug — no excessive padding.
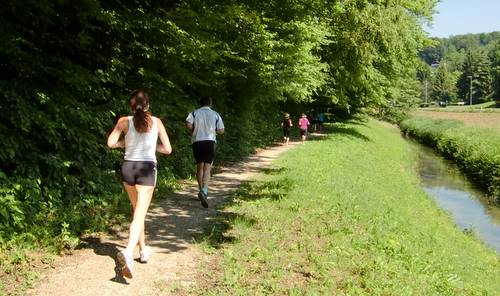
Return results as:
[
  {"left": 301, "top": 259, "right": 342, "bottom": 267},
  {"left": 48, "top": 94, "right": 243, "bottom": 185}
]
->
[
  {"left": 28, "top": 118, "right": 366, "bottom": 295},
  {"left": 25, "top": 141, "right": 301, "bottom": 296}
]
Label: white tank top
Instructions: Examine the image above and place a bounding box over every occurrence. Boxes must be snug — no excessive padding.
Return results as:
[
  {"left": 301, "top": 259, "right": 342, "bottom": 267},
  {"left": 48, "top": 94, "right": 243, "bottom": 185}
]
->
[{"left": 124, "top": 116, "right": 158, "bottom": 162}]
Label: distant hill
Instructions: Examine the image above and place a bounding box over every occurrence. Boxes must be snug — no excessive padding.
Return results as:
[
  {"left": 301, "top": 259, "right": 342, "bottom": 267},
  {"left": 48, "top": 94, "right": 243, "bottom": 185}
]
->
[
  {"left": 418, "top": 31, "right": 500, "bottom": 102},
  {"left": 420, "top": 31, "right": 500, "bottom": 66}
]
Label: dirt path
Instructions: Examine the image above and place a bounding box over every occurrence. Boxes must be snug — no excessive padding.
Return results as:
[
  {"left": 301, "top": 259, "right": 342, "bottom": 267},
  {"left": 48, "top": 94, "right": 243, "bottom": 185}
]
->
[{"left": 27, "top": 141, "right": 300, "bottom": 296}]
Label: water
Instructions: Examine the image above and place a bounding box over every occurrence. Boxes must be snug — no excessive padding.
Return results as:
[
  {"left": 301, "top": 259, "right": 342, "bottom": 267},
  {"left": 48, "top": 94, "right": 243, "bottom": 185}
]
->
[{"left": 409, "top": 141, "right": 500, "bottom": 252}]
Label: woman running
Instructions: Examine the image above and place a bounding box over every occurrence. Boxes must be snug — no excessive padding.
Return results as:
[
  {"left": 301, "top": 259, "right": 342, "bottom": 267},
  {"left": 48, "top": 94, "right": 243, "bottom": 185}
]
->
[
  {"left": 298, "top": 113, "right": 310, "bottom": 142},
  {"left": 281, "top": 113, "right": 293, "bottom": 145},
  {"left": 107, "top": 89, "right": 172, "bottom": 279}
]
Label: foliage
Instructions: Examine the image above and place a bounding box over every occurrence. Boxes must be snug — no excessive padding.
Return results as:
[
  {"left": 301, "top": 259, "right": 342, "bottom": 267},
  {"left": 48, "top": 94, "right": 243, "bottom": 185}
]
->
[
  {"left": 457, "top": 50, "right": 493, "bottom": 102},
  {"left": 0, "top": 0, "right": 435, "bottom": 269},
  {"left": 490, "top": 40, "right": 500, "bottom": 99},
  {"left": 195, "top": 120, "right": 500, "bottom": 294},
  {"left": 432, "top": 62, "right": 457, "bottom": 102},
  {"left": 420, "top": 31, "right": 500, "bottom": 66},
  {"left": 400, "top": 116, "right": 500, "bottom": 203},
  {"left": 317, "top": 0, "right": 433, "bottom": 112},
  {"left": 420, "top": 32, "right": 500, "bottom": 104}
]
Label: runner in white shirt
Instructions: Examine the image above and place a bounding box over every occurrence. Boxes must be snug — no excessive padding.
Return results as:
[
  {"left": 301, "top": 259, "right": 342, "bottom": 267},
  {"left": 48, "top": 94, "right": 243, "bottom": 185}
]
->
[{"left": 185, "top": 97, "right": 224, "bottom": 207}]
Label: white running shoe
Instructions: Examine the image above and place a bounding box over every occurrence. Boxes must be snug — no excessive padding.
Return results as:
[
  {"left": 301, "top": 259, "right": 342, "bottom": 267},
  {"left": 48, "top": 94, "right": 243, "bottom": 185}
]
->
[
  {"left": 117, "top": 250, "right": 133, "bottom": 279},
  {"left": 139, "top": 247, "right": 151, "bottom": 263}
]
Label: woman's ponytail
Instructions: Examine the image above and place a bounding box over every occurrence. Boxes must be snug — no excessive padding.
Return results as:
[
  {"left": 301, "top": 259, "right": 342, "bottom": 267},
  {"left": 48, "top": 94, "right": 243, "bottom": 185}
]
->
[{"left": 129, "top": 90, "right": 151, "bottom": 133}]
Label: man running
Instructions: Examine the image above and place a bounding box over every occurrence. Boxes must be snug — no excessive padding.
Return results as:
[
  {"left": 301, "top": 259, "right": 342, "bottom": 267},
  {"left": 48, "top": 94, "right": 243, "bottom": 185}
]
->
[{"left": 186, "top": 97, "right": 224, "bottom": 208}]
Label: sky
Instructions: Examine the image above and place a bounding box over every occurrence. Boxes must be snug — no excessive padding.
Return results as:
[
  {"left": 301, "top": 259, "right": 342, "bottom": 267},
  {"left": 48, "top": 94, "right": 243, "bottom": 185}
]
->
[{"left": 425, "top": 0, "right": 500, "bottom": 38}]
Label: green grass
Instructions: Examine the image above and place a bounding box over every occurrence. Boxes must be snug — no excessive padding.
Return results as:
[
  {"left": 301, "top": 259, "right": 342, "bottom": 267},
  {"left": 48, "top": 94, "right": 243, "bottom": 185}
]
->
[
  {"left": 420, "top": 101, "right": 500, "bottom": 112},
  {"left": 196, "top": 119, "right": 500, "bottom": 295}
]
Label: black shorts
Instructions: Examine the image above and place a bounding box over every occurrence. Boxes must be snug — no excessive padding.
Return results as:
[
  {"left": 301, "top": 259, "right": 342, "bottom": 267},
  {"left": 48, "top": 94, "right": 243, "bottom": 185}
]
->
[
  {"left": 300, "top": 129, "right": 307, "bottom": 136},
  {"left": 192, "top": 140, "right": 216, "bottom": 164},
  {"left": 283, "top": 128, "right": 290, "bottom": 138},
  {"left": 121, "top": 161, "right": 157, "bottom": 186},
  {"left": 283, "top": 128, "right": 290, "bottom": 137}
]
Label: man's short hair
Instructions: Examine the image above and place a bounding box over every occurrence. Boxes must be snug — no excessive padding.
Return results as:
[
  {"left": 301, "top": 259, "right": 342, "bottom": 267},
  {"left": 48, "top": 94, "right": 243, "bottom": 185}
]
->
[{"left": 200, "top": 96, "right": 212, "bottom": 106}]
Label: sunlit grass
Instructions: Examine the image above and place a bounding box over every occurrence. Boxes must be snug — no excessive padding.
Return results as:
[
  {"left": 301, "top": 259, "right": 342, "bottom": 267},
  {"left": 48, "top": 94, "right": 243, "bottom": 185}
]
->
[
  {"left": 419, "top": 101, "right": 500, "bottom": 112},
  {"left": 197, "top": 118, "right": 500, "bottom": 295}
]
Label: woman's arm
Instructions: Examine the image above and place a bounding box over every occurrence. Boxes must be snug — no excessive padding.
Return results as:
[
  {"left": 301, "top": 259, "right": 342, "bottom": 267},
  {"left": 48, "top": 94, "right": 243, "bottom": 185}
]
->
[
  {"left": 156, "top": 118, "right": 172, "bottom": 155},
  {"left": 107, "top": 117, "right": 128, "bottom": 149}
]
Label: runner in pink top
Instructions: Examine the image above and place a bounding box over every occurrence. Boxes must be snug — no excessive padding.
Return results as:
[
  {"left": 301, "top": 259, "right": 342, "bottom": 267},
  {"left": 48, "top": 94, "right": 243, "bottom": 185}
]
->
[{"left": 298, "top": 113, "right": 310, "bottom": 142}]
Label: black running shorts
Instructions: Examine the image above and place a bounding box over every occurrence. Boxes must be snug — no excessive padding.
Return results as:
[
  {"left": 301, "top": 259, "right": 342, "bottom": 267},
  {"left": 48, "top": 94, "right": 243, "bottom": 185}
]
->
[
  {"left": 300, "top": 129, "right": 307, "bottom": 136},
  {"left": 283, "top": 128, "right": 290, "bottom": 138},
  {"left": 121, "top": 161, "right": 157, "bottom": 186},
  {"left": 192, "top": 140, "right": 216, "bottom": 164}
]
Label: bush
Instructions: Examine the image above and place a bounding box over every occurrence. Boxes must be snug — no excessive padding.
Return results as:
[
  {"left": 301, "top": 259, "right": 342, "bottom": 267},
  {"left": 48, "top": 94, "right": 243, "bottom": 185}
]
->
[
  {"left": 400, "top": 117, "right": 500, "bottom": 203},
  {"left": 0, "top": 0, "right": 302, "bottom": 255}
]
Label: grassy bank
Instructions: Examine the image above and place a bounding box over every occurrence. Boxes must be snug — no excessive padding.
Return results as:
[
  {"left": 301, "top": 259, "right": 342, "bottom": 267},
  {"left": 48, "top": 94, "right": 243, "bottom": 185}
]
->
[
  {"left": 400, "top": 116, "right": 500, "bottom": 203},
  {"left": 195, "top": 119, "right": 500, "bottom": 295},
  {"left": 419, "top": 101, "right": 500, "bottom": 112}
]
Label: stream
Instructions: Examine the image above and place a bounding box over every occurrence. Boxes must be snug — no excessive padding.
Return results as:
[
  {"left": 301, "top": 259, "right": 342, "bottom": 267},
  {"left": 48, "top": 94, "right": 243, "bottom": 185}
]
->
[{"left": 409, "top": 140, "right": 500, "bottom": 253}]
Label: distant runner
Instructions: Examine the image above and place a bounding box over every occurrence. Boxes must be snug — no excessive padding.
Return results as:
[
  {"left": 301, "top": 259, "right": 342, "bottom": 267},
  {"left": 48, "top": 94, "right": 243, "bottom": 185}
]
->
[
  {"left": 186, "top": 97, "right": 224, "bottom": 208},
  {"left": 298, "top": 113, "right": 310, "bottom": 142},
  {"left": 107, "top": 89, "right": 172, "bottom": 279},
  {"left": 317, "top": 112, "right": 325, "bottom": 131},
  {"left": 282, "top": 113, "right": 293, "bottom": 145}
]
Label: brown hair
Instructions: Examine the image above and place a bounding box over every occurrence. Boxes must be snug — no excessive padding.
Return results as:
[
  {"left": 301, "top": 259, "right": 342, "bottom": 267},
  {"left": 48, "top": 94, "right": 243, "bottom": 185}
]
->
[{"left": 129, "top": 89, "right": 152, "bottom": 133}]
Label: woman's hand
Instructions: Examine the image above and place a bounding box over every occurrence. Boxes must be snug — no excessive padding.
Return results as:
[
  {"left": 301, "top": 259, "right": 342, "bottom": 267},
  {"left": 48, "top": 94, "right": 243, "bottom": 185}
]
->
[{"left": 109, "top": 141, "right": 125, "bottom": 149}]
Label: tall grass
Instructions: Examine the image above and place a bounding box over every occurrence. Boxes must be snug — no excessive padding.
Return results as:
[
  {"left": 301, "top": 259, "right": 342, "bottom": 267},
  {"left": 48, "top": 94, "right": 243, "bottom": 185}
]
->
[
  {"left": 400, "top": 116, "right": 500, "bottom": 203},
  {"left": 195, "top": 119, "right": 500, "bottom": 295}
]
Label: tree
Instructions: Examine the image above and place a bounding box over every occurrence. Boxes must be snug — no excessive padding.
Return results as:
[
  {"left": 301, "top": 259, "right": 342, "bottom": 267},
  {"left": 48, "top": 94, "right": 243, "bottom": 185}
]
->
[
  {"left": 490, "top": 41, "right": 500, "bottom": 99},
  {"left": 0, "top": 0, "right": 437, "bottom": 246},
  {"left": 432, "top": 62, "right": 456, "bottom": 102},
  {"left": 474, "top": 51, "right": 494, "bottom": 101},
  {"left": 457, "top": 50, "right": 493, "bottom": 103},
  {"left": 316, "top": 0, "right": 434, "bottom": 112},
  {"left": 416, "top": 60, "right": 433, "bottom": 102}
]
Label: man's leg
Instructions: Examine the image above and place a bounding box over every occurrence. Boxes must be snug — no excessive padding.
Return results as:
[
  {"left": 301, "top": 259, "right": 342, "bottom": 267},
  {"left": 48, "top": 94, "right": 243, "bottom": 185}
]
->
[
  {"left": 201, "top": 162, "right": 212, "bottom": 194},
  {"left": 196, "top": 162, "right": 204, "bottom": 190},
  {"left": 197, "top": 163, "right": 209, "bottom": 208}
]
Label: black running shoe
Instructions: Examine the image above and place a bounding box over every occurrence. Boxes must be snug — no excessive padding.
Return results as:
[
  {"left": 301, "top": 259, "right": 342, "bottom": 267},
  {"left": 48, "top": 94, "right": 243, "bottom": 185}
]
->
[{"left": 197, "top": 191, "right": 208, "bottom": 208}]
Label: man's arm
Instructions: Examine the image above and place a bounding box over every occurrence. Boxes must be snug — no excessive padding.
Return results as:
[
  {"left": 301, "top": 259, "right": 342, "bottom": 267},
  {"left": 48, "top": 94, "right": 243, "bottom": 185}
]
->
[
  {"left": 216, "top": 114, "right": 224, "bottom": 134},
  {"left": 185, "top": 112, "right": 194, "bottom": 131}
]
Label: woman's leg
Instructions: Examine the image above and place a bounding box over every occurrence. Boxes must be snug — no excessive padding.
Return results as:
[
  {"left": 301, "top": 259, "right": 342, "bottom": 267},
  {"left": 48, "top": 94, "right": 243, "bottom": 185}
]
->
[
  {"left": 123, "top": 183, "right": 146, "bottom": 251},
  {"left": 124, "top": 185, "right": 154, "bottom": 255}
]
